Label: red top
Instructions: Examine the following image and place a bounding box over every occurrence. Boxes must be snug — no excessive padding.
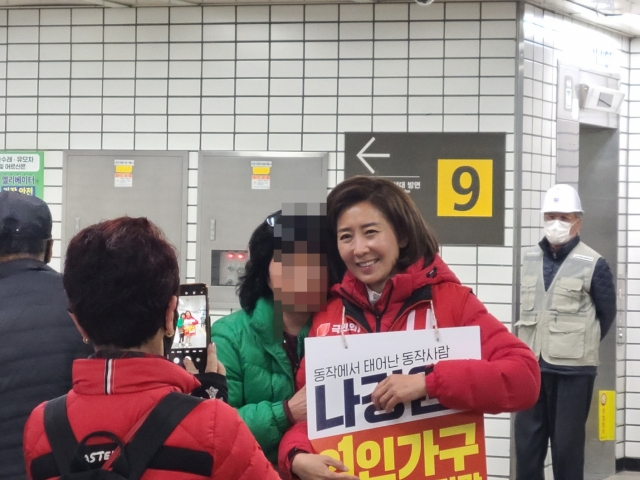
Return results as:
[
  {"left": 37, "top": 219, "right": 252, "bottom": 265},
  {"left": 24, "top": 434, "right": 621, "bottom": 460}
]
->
[
  {"left": 278, "top": 255, "right": 540, "bottom": 477},
  {"left": 23, "top": 355, "right": 279, "bottom": 480}
]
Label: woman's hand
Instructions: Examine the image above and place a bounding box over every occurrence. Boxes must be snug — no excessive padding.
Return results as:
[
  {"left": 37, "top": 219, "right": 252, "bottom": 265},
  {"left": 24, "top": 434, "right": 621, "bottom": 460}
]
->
[
  {"left": 287, "top": 385, "right": 307, "bottom": 423},
  {"left": 184, "top": 343, "right": 226, "bottom": 376},
  {"left": 371, "top": 373, "right": 427, "bottom": 413},
  {"left": 291, "top": 454, "right": 359, "bottom": 480}
]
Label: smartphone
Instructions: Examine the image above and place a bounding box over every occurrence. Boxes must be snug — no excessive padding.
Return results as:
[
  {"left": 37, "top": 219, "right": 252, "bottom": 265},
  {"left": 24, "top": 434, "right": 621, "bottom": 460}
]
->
[{"left": 168, "top": 283, "right": 210, "bottom": 374}]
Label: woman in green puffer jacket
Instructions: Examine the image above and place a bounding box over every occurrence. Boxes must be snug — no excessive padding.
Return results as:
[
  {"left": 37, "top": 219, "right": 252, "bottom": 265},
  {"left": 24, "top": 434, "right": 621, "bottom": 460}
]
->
[{"left": 211, "top": 206, "right": 328, "bottom": 464}]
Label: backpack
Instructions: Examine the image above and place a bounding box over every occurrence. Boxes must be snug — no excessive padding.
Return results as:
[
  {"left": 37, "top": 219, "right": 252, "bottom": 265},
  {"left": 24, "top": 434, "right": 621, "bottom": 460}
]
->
[{"left": 43, "top": 392, "right": 204, "bottom": 480}]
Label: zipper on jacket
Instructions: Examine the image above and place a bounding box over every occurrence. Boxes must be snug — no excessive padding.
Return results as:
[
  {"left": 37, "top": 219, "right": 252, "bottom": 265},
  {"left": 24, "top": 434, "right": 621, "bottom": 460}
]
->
[
  {"left": 340, "top": 283, "right": 394, "bottom": 333},
  {"left": 344, "top": 294, "right": 389, "bottom": 333},
  {"left": 344, "top": 312, "right": 372, "bottom": 334},
  {"left": 341, "top": 285, "right": 433, "bottom": 333},
  {"left": 342, "top": 298, "right": 373, "bottom": 333}
]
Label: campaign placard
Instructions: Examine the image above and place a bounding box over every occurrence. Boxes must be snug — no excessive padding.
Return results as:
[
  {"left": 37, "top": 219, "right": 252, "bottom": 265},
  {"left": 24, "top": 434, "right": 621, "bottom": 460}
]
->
[{"left": 305, "top": 327, "right": 486, "bottom": 480}]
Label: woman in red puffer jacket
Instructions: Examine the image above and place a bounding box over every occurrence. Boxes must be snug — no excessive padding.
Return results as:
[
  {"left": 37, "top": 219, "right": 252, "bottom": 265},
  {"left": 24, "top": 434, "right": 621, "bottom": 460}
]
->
[
  {"left": 23, "top": 217, "right": 278, "bottom": 480},
  {"left": 278, "top": 177, "right": 541, "bottom": 480}
]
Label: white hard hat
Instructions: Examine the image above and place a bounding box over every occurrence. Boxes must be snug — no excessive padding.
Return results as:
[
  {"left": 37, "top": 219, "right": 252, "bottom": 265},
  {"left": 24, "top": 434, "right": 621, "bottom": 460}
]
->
[{"left": 542, "top": 184, "right": 583, "bottom": 213}]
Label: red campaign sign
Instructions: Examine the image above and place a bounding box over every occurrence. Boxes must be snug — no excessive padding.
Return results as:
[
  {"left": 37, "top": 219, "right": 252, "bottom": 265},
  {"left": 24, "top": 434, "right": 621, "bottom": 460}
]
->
[{"left": 310, "top": 411, "right": 486, "bottom": 480}]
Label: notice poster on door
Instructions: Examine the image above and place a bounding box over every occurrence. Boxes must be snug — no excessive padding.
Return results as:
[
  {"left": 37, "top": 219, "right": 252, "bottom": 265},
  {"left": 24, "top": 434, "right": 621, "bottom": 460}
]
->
[
  {"left": 0, "top": 151, "right": 44, "bottom": 199},
  {"left": 305, "top": 328, "right": 486, "bottom": 480},
  {"left": 251, "top": 160, "right": 271, "bottom": 189},
  {"left": 114, "top": 160, "right": 134, "bottom": 188}
]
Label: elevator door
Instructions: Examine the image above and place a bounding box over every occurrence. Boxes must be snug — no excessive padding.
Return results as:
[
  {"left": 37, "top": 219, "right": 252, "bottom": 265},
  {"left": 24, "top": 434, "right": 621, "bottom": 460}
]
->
[
  {"left": 62, "top": 151, "right": 188, "bottom": 278},
  {"left": 579, "top": 125, "right": 619, "bottom": 480}
]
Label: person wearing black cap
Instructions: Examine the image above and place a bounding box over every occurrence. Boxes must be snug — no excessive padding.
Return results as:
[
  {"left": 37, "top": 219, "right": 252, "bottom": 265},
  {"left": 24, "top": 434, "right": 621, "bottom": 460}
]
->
[{"left": 0, "top": 191, "right": 92, "bottom": 480}]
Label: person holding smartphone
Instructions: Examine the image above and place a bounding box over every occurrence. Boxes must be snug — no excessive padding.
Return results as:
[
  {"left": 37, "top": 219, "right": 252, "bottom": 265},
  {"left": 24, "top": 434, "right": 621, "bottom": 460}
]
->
[
  {"left": 211, "top": 204, "right": 328, "bottom": 465},
  {"left": 23, "top": 217, "right": 279, "bottom": 479},
  {"left": 169, "top": 283, "right": 227, "bottom": 401}
]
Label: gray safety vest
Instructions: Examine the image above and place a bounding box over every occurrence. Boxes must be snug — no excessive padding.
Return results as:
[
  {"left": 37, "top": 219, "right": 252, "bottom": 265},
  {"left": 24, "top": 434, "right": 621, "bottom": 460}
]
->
[{"left": 516, "top": 241, "right": 601, "bottom": 367}]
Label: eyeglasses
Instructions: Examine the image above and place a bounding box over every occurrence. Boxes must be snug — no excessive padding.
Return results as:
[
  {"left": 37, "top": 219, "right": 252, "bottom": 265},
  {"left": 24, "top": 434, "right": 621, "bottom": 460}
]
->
[{"left": 264, "top": 210, "right": 282, "bottom": 227}]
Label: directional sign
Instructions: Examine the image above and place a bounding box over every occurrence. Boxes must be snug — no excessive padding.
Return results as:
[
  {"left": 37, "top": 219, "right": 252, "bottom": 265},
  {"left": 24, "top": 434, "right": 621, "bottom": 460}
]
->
[
  {"left": 356, "top": 137, "right": 390, "bottom": 174},
  {"left": 344, "top": 133, "right": 505, "bottom": 246}
]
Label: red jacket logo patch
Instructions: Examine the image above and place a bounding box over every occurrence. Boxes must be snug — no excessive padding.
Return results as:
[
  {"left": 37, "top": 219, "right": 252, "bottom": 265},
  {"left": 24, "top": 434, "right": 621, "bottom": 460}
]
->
[{"left": 316, "top": 323, "right": 331, "bottom": 336}]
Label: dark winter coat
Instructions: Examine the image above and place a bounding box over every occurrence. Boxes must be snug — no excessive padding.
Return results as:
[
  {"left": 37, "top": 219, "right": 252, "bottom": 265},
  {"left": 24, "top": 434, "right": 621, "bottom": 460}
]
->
[{"left": 0, "top": 258, "right": 92, "bottom": 480}]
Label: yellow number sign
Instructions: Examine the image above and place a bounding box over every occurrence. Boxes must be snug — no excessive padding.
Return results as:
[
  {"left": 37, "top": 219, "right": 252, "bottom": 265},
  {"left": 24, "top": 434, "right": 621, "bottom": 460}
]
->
[{"left": 437, "top": 159, "right": 493, "bottom": 217}]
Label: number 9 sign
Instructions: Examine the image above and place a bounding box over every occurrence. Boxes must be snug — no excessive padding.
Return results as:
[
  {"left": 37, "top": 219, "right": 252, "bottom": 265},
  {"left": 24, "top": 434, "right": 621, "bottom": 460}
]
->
[{"left": 437, "top": 160, "right": 493, "bottom": 217}]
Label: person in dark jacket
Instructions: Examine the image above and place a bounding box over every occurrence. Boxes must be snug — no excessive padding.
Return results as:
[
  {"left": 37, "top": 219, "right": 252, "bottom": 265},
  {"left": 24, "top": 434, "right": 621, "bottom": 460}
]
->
[
  {"left": 23, "top": 216, "right": 278, "bottom": 480},
  {"left": 515, "top": 184, "right": 617, "bottom": 480},
  {"left": 0, "top": 191, "right": 93, "bottom": 480},
  {"left": 211, "top": 203, "right": 328, "bottom": 464}
]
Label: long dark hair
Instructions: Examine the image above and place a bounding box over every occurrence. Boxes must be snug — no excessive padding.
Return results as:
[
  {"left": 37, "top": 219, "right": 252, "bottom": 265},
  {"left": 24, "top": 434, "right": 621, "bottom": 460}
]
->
[{"left": 237, "top": 220, "right": 275, "bottom": 314}]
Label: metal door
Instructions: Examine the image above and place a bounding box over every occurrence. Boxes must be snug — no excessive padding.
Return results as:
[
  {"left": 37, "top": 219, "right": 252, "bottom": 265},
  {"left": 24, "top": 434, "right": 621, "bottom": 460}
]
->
[
  {"left": 578, "top": 125, "right": 619, "bottom": 480},
  {"left": 62, "top": 150, "right": 188, "bottom": 279},
  {"left": 197, "top": 151, "right": 328, "bottom": 309}
]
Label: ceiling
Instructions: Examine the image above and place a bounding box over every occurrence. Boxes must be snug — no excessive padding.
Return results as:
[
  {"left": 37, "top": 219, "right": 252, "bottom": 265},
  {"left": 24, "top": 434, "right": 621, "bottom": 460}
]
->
[
  {"left": 527, "top": 0, "right": 640, "bottom": 36},
  {"left": 0, "top": 0, "right": 638, "bottom": 37}
]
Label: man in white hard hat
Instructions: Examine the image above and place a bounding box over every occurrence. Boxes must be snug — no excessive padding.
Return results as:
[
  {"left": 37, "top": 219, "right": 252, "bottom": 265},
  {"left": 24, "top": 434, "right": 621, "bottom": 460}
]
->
[{"left": 514, "top": 184, "right": 616, "bottom": 480}]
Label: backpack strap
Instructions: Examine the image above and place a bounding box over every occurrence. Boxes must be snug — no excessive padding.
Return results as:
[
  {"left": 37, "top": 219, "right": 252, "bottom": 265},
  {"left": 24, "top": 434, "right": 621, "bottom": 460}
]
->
[
  {"left": 43, "top": 395, "right": 77, "bottom": 476},
  {"left": 111, "top": 392, "right": 204, "bottom": 480}
]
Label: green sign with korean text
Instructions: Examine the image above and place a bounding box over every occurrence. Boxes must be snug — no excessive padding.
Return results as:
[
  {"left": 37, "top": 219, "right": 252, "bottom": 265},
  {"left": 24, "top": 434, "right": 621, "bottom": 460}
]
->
[{"left": 0, "top": 151, "right": 45, "bottom": 199}]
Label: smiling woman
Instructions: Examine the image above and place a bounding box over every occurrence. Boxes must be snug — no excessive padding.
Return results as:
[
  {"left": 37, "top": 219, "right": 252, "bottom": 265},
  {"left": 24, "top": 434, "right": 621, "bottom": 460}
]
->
[
  {"left": 326, "top": 177, "right": 438, "bottom": 291},
  {"left": 278, "top": 176, "right": 542, "bottom": 480},
  {"left": 336, "top": 201, "right": 405, "bottom": 294}
]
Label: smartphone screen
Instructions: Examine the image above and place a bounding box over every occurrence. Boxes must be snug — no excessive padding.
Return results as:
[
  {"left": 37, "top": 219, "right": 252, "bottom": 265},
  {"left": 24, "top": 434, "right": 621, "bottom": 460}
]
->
[{"left": 168, "top": 283, "right": 210, "bottom": 374}]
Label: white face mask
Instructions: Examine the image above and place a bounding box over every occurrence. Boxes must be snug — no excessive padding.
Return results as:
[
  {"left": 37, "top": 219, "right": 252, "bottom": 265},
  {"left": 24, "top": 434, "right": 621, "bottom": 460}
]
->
[{"left": 544, "top": 219, "right": 575, "bottom": 245}]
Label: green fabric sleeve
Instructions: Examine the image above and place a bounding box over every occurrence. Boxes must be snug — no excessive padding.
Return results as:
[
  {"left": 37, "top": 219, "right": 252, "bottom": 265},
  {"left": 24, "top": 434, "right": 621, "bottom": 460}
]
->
[
  {"left": 237, "top": 400, "right": 289, "bottom": 463},
  {"left": 210, "top": 320, "right": 242, "bottom": 400},
  {"left": 211, "top": 319, "right": 290, "bottom": 463}
]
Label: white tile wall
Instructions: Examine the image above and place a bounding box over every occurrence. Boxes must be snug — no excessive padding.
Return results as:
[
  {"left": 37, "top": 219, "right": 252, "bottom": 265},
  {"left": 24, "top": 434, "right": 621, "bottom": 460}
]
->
[
  {"left": 0, "top": 2, "right": 515, "bottom": 334},
  {"left": 628, "top": 36, "right": 640, "bottom": 464},
  {"left": 0, "top": 3, "right": 557, "bottom": 476}
]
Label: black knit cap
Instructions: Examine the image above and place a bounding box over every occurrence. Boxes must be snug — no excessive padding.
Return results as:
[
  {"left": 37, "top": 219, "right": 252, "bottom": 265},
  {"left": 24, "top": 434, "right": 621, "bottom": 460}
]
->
[{"left": 0, "top": 191, "right": 52, "bottom": 239}]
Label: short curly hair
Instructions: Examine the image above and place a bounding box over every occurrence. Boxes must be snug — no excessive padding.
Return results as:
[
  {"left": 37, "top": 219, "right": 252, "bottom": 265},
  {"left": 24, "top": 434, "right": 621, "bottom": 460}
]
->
[{"left": 63, "top": 217, "right": 180, "bottom": 349}]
